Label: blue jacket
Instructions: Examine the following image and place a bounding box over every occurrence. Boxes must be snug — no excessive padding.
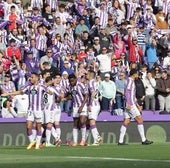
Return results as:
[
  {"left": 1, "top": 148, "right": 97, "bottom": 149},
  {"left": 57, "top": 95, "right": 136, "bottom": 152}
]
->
[{"left": 146, "top": 43, "right": 158, "bottom": 63}]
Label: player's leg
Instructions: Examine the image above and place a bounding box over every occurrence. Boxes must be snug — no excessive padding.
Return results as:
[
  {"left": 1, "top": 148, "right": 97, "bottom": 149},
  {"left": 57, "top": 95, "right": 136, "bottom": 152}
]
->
[
  {"left": 89, "top": 105, "right": 102, "bottom": 145},
  {"left": 135, "top": 115, "right": 153, "bottom": 145},
  {"left": 72, "top": 117, "right": 79, "bottom": 146},
  {"left": 118, "top": 118, "right": 130, "bottom": 145},
  {"left": 79, "top": 115, "right": 87, "bottom": 146}
]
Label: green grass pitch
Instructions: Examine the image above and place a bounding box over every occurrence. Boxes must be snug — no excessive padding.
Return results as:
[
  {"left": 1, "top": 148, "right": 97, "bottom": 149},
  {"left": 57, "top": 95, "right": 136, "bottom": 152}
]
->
[{"left": 0, "top": 143, "right": 170, "bottom": 168}]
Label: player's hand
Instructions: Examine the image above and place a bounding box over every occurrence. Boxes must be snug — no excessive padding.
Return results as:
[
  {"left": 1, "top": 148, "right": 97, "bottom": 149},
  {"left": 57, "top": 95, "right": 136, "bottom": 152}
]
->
[
  {"left": 126, "top": 104, "right": 131, "bottom": 110},
  {"left": 87, "top": 106, "right": 91, "bottom": 112},
  {"left": 56, "top": 97, "right": 61, "bottom": 103},
  {"left": 78, "top": 106, "right": 83, "bottom": 113},
  {"left": 1, "top": 93, "right": 8, "bottom": 97}
]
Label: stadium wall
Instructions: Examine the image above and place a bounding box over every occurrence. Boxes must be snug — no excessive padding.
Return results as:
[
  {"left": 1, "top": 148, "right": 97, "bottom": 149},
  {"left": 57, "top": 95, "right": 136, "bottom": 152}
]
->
[{"left": 0, "top": 111, "right": 170, "bottom": 146}]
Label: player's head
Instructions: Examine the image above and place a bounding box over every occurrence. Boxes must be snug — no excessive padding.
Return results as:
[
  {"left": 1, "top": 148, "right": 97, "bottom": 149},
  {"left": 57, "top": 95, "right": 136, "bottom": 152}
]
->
[
  {"left": 45, "top": 76, "right": 53, "bottom": 86},
  {"left": 52, "top": 72, "right": 61, "bottom": 84},
  {"left": 68, "top": 73, "right": 77, "bottom": 86},
  {"left": 30, "top": 72, "right": 40, "bottom": 84},
  {"left": 87, "top": 70, "right": 96, "bottom": 80}
]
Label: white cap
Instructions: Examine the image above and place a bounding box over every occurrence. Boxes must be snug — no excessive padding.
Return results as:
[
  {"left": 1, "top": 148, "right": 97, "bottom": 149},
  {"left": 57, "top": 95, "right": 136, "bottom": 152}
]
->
[
  {"left": 94, "top": 37, "right": 99, "bottom": 40},
  {"left": 62, "top": 71, "right": 68, "bottom": 75},
  {"left": 15, "top": 0, "right": 21, "bottom": 3},
  {"left": 80, "top": 46, "right": 85, "bottom": 50},
  {"left": 105, "top": 73, "right": 110, "bottom": 78},
  {"left": 64, "top": 60, "right": 69, "bottom": 64}
]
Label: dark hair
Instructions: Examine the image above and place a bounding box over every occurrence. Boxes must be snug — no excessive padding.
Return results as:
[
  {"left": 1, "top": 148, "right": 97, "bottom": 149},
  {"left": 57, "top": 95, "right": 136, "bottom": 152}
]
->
[
  {"left": 3, "top": 99, "right": 11, "bottom": 108},
  {"left": 31, "top": 72, "right": 39, "bottom": 78},
  {"left": 88, "top": 69, "right": 96, "bottom": 76},
  {"left": 130, "top": 69, "right": 138, "bottom": 76},
  {"left": 68, "top": 73, "right": 76, "bottom": 80},
  {"left": 45, "top": 76, "right": 52, "bottom": 83}
]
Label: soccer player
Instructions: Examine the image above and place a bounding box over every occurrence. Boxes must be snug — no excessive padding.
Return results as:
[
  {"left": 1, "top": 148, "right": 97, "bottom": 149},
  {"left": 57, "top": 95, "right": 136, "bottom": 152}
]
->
[
  {"left": 118, "top": 69, "right": 153, "bottom": 145},
  {"left": 1, "top": 73, "right": 46, "bottom": 149},
  {"left": 86, "top": 70, "right": 102, "bottom": 145},
  {"left": 52, "top": 73, "right": 64, "bottom": 146},
  {"left": 43, "top": 76, "right": 61, "bottom": 147},
  {"left": 64, "top": 74, "right": 88, "bottom": 146}
]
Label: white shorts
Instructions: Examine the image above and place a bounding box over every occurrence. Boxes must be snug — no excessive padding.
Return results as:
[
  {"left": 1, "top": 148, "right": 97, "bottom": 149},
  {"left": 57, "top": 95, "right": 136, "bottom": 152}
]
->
[
  {"left": 26, "top": 110, "right": 44, "bottom": 123},
  {"left": 54, "top": 107, "right": 61, "bottom": 121},
  {"left": 88, "top": 105, "right": 100, "bottom": 120},
  {"left": 73, "top": 105, "right": 88, "bottom": 118},
  {"left": 124, "top": 104, "right": 141, "bottom": 119},
  {"left": 44, "top": 110, "right": 56, "bottom": 124}
]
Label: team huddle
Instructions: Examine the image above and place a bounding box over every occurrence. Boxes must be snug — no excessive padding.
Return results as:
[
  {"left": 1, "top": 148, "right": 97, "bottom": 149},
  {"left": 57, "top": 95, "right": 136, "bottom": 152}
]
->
[
  {"left": 2, "top": 70, "right": 102, "bottom": 149},
  {"left": 2, "top": 68, "right": 153, "bottom": 149}
]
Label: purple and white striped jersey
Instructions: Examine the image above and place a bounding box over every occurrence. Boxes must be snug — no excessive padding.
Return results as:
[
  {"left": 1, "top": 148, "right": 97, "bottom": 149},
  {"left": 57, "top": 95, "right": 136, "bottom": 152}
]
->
[
  {"left": 22, "top": 84, "right": 46, "bottom": 111},
  {"left": 69, "top": 81, "right": 88, "bottom": 108},
  {"left": 125, "top": 77, "right": 136, "bottom": 106},
  {"left": 60, "top": 78, "right": 69, "bottom": 94},
  {"left": 87, "top": 79, "right": 100, "bottom": 106},
  {"left": 0, "top": 81, "right": 16, "bottom": 93},
  {"left": 126, "top": 2, "right": 140, "bottom": 21},
  {"left": 163, "top": 0, "right": 170, "bottom": 15},
  {"left": 54, "top": 83, "right": 64, "bottom": 108},
  {"left": 31, "top": 0, "right": 43, "bottom": 8},
  {"left": 10, "top": 64, "right": 18, "bottom": 82},
  {"left": 95, "top": 8, "right": 108, "bottom": 28},
  {"left": 18, "top": 69, "right": 27, "bottom": 89},
  {"left": 36, "top": 34, "right": 47, "bottom": 52},
  {"left": 46, "top": 0, "right": 58, "bottom": 10},
  {"left": 43, "top": 86, "right": 59, "bottom": 111}
]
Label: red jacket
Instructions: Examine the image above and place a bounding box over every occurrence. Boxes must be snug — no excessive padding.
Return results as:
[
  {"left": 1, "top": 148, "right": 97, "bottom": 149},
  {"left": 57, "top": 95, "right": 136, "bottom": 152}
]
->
[
  {"left": 127, "top": 35, "right": 143, "bottom": 63},
  {"left": 5, "top": 46, "right": 21, "bottom": 61},
  {"left": 8, "top": 13, "right": 18, "bottom": 31}
]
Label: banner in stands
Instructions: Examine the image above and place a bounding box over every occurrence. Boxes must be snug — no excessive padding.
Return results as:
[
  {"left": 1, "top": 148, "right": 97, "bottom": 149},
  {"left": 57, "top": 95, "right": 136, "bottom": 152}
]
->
[{"left": 0, "top": 121, "right": 169, "bottom": 146}]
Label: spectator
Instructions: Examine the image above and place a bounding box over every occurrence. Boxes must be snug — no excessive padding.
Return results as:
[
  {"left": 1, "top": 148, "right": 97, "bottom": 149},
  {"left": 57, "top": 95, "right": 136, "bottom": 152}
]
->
[
  {"left": 6, "top": 5, "right": 19, "bottom": 31},
  {"left": 99, "top": 73, "right": 116, "bottom": 112},
  {"left": 75, "top": 18, "right": 89, "bottom": 36},
  {"left": 143, "top": 71, "right": 156, "bottom": 112},
  {"left": 12, "top": 93, "right": 29, "bottom": 117},
  {"left": 25, "top": 50, "right": 39, "bottom": 74},
  {"left": 5, "top": 39, "right": 21, "bottom": 62},
  {"left": 96, "top": 46, "right": 113, "bottom": 80},
  {"left": 115, "top": 72, "right": 127, "bottom": 115},
  {"left": 99, "top": 27, "right": 111, "bottom": 49},
  {"left": 146, "top": 39, "right": 158, "bottom": 69},
  {"left": 40, "top": 48, "right": 53, "bottom": 70},
  {"left": 155, "top": 8, "right": 168, "bottom": 30},
  {"left": 127, "top": 35, "right": 143, "bottom": 66},
  {"left": 163, "top": 49, "right": 170, "bottom": 69},
  {"left": 0, "top": 73, "right": 16, "bottom": 94},
  {"left": 156, "top": 70, "right": 170, "bottom": 113},
  {"left": 135, "top": 72, "right": 145, "bottom": 112},
  {"left": 1, "top": 99, "right": 17, "bottom": 118}
]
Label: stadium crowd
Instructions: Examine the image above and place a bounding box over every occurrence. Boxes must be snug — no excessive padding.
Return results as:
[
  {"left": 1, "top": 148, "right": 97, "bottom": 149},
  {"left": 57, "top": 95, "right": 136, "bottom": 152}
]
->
[
  {"left": 0, "top": 0, "right": 169, "bottom": 148},
  {"left": 0, "top": 0, "right": 170, "bottom": 116}
]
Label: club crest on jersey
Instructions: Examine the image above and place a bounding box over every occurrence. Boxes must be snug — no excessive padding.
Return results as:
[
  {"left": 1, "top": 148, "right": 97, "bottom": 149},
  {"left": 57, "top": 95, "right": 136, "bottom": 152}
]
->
[{"left": 30, "top": 88, "right": 37, "bottom": 95}]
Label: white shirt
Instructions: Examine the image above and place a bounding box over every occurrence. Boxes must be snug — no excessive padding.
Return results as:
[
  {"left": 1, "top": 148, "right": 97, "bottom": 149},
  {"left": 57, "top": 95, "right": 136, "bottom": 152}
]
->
[
  {"left": 97, "top": 53, "right": 112, "bottom": 73},
  {"left": 163, "top": 56, "right": 170, "bottom": 69},
  {"left": 12, "top": 94, "right": 29, "bottom": 113},
  {"left": 1, "top": 107, "right": 17, "bottom": 118},
  {"left": 142, "top": 77, "right": 156, "bottom": 96}
]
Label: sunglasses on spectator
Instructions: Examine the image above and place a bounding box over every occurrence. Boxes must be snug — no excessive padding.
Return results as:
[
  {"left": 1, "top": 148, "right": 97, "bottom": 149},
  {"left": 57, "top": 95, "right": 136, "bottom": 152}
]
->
[{"left": 47, "top": 51, "right": 52, "bottom": 53}]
